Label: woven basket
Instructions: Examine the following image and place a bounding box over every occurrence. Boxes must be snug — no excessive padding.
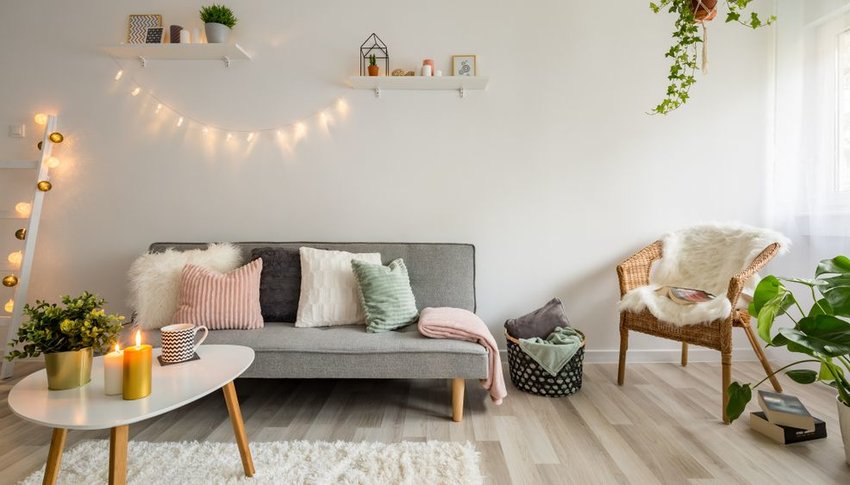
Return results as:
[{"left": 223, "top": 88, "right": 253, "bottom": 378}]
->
[{"left": 505, "top": 330, "right": 585, "bottom": 397}]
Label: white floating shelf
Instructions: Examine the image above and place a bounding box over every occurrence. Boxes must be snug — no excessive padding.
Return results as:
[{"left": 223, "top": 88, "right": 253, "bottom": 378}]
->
[
  {"left": 102, "top": 43, "right": 251, "bottom": 67},
  {"left": 348, "top": 76, "right": 489, "bottom": 98}
]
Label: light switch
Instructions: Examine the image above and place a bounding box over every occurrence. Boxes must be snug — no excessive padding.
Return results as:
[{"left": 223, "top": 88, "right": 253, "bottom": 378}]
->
[{"left": 8, "top": 124, "right": 25, "bottom": 138}]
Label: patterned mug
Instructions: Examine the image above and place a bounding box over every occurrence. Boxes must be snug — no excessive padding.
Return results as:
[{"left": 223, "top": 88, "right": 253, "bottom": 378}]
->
[{"left": 160, "top": 323, "right": 208, "bottom": 363}]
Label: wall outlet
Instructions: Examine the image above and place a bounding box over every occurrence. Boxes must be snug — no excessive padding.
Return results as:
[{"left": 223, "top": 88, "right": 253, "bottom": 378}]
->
[{"left": 8, "top": 124, "right": 25, "bottom": 138}]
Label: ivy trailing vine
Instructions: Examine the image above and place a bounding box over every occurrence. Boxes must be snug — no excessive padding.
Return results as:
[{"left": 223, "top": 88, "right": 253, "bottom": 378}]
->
[{"left": 649, "top": 0, "right": 775, "bottom": 115}]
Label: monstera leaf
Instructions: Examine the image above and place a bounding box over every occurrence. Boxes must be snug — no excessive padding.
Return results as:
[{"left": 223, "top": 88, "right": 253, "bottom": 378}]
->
[{"left": 816, "top": 256, "right": 850, "bottom": 317}]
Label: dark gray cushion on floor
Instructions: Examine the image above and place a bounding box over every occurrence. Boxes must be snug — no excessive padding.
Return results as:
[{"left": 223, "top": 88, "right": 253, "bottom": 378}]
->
[
  {"left": 250, "top": 247, "right": 301, "bottom": 322},
  {"left": 504, "top": 298, "right": 570, "bottom": 339}
]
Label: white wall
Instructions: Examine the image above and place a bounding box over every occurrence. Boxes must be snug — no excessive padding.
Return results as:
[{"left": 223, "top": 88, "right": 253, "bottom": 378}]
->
[{"left": 0, "top": 0, "right": 774, "bottom": 361}]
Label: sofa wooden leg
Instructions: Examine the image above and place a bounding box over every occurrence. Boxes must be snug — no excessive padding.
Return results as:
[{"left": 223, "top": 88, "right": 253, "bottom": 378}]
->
[
  {"left": 681, "top": 342, "right": 688, "bottom": 367},
  {"left": 618, "top": 327, "right": 628, "bottom": 385},
  {"left": 451, "top": 378, "right": 464, "bottom": 422}
]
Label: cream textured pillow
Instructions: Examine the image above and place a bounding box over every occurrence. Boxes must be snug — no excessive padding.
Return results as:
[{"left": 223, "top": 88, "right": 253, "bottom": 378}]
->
[
  {"left": 128, "top": 243, "right": 241, "bottom": 330},
  {"left": 295, "top": 247, "right": 381, "bottom": 327}
]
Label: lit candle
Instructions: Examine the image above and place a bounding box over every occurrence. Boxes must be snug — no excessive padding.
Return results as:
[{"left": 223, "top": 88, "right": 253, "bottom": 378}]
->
[
  {"left": 104, "top": 343, "right": 123, "bottom": 395},
  {"left": 122, "top": 330, "right": 152, "bottom": 400}
]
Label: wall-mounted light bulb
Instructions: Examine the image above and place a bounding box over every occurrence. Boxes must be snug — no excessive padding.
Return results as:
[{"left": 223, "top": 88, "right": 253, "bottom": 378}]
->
[
  {"left": 14, "top": 202, "right": 31, "bottom": 217},
  {"left": 115, "top": 70, "right": 124, "bottom": 81},
  {"left": 46, "top": 156, "right": 60, "bottom": 168},
  {"left": 131, "top": 87, "right": 141, "bottom": 96},
  {"left": 247, "top": 133, "right": 255, "bottom": 142},
  {"left": 4, "top": 299, "right": 13, "bottom": 313},
  {"left": 177, "top": 117, "right": 184, "bottom": 127},
  {"left": 33, "top": 113, "right": 48, "bottom": 125},
  {"left": 7, "top": 251, "right": 22, "bottom": 267},
  {"left": 155, "top": 103, "right": 162, "bottom": 114}
]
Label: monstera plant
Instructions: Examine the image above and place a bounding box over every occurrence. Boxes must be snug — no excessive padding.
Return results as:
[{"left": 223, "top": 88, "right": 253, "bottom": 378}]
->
[
  {"left": 649, "top": 0, "right": 775, "bottom": 114},
  {"left": 726, "top": 256, "right": 850, "bottom": 462}
]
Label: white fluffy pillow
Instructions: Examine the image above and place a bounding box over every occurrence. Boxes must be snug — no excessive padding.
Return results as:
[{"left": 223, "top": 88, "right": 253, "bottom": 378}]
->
[
  {"left": 295, "top": 247, "right": 381, "bottom": 327},
  {"left": 128, "top": 243, "right": 241, "bottom": 329}
]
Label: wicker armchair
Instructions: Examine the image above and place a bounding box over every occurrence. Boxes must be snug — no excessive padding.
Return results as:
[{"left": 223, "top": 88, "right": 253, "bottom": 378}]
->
[{"left": 616, "top": 240, "right": 784, "bottom": 423}]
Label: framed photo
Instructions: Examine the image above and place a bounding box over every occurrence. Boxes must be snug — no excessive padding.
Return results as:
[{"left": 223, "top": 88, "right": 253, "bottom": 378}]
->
[
  {"left": 452, "top": 55, "right": 477, "bottom": 76},
  {"left": 128, "top": 14, "right": 162, "bottom": 43},
  {"left": 145, "top": 27, "right": 164, "bottom": 44}
]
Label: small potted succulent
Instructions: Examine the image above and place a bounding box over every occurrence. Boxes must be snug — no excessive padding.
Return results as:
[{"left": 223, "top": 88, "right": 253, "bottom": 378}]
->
[
  {"left": 368, "top": 54, "right": 380, "bottom": 76},
  {"left": 6, "top": 292, "right": 125, "bottom": 390},
  {"left": 200, "top": 4, "right": 238, "bottom": 44}
]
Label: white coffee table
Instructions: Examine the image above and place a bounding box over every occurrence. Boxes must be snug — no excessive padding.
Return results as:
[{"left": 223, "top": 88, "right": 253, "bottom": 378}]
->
[{"left": 8, "top": 344, "right": 255, "bottom": 485}]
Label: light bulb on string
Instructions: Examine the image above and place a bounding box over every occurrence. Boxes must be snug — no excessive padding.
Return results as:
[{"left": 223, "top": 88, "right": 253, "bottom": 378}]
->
[
  {"left": 295, "top": 122, "right": 307, "bottom": 139},
  {"left": 155, "top": 103, "right": 162, "bottom": 114},
  {"left": 14, "top": 202, "right": 31, "bottom": 217},
  {"left": 247, "top": 133, "right": 255, "bottom": 142},
  {"left": 114, "top": 70, "right": 124, "bottom": 81},
  {"left": 226, "top": 133, "right": 233, "bottom": 141},
  {"left": 336, "top": 98, "right": 349, "bottom": 115},
  {"left": 202, "top": 127, "right": 209, "bottom": 135},
  {"left": 33, "top": 113, "right": 48, "bottom": 125},
  {"left": 46, "top": 156, "right": 60, "bottom": 169},
  {"left": 131, "top": 87, "right": 141, "bottom": 96},
  {"left": 177, "top": 117, "right": 184, "bottom": 127},
  {"left": 3, "top": 299, "right": 12, "bottom": 313},
  {"left": 7, "top": 251, "right": 22, "bottom": 267}
]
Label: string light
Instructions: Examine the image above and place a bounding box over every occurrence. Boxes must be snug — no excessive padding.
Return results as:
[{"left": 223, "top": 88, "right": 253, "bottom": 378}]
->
[
  {"left": 155, "top": 103, "right": 162, "bottom": 114},
  {"left": 226, "top": 133, "right": 233, "bottom": 141},
  {"left": 131, "top": 87, "right": 141, "bottom": 96},
  {"left": 46, "top": 156, "right": 60, "bottom": 168},
  {"left": 3, "top": 299, "right": 12, "bottom": 313},
  {"left": 33, "top": 113, "right": 48, "bottom": 125},
  {"left": 48, "top": 132, "right": 64, "bottom": 143},
  {"left": 177, "top": 117, "right": 184, "bottom": 127},
  {"left": 202, "top": 127, "right": 209, "bottom": 134},
  {"left": 7, "top": 251, "right": 22, "bottom": 267},
  {"left": 14, "top": 202, "right": 31, "bottom": 217},
  {"left": 246, "top": 133, "right": 254, "bottom": 142},
  {"left": 114, "top": 70, "right": 124, "bottom": 81}
]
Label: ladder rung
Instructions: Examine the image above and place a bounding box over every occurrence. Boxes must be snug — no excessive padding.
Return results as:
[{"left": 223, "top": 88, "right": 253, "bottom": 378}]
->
[
  {"left": 0, "top": 160, "right": 38, "bottom": 169},
  {"left": 0, "top": 211, "right": 28, "bottom": 220}
]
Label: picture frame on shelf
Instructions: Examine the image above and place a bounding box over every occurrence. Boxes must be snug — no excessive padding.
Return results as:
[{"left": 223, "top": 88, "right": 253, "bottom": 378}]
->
[
  {"left": 128, "top": 14, "right": 162, "bottom": 43},
  {"left": 145, "top": 27, "right": 165, "bottom": 44},
  {"left": 452, "top": 55, "right": 477, "bottom": 76}
]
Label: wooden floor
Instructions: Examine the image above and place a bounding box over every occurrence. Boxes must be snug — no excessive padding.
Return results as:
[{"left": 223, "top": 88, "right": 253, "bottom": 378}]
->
[{"left": 2, "top": 360, "right": 849, "bottom": 484}]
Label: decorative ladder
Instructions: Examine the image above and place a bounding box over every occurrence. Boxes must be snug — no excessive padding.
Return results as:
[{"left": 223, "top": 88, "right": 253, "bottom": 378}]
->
[{"left": 1, "top": 114, "right": 61, "bottom": 379}]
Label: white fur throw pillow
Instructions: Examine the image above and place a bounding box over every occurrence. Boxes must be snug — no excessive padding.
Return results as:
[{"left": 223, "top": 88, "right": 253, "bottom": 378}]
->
[
  {"left": 295, "top": 247, "right": 381, "bottom": 327},
  {"left": 128, "top": 243, "right": 241, "bottom": 330}
]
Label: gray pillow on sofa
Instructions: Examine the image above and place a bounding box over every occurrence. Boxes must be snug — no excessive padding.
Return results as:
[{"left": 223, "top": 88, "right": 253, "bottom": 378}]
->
[
  {"left": 504, "top": 298, "right": 570, "bottom": 339},
  {"left": 251, "top": 247, "right": 301, "bottom": 322}
]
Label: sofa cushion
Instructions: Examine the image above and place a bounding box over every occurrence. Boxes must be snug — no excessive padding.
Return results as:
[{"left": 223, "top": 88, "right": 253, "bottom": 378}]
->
[
  {"left": 504, "top": 298, "right": 570, "bottom": 339},
  {"left": 251, "top": 247, "right": 301, "bottom": 322},
  {"left": 352, "top": 259, "right": 419, "bottom": 333}
]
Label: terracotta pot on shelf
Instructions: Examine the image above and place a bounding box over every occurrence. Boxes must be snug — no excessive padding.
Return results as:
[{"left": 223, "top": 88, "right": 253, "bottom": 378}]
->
[
  {"left": 367, "top": 65, "right": 380, "bottom": 76},
  {"left": 691, "top": 0, "right": 717, "bottom": 21}
]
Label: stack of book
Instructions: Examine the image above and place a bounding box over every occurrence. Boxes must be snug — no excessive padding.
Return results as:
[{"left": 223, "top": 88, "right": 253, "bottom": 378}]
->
[{"left": 749, "top": 390, "right": 827, "bottom": 444}]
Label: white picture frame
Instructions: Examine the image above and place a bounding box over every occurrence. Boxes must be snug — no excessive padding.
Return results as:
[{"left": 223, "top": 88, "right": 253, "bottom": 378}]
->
[{"left": 452, "top": 55, "right": 477, "bottom": 77}]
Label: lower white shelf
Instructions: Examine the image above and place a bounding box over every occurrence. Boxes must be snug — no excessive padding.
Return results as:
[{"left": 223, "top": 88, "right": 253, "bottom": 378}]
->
[{"left": 348, "top": 76, "right": 489, "bottom": 97}]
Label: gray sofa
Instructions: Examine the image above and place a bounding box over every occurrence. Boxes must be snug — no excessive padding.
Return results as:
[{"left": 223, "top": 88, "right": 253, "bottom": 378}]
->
[{"left": 142, "top": 242, "right": 488, "bottom": 421}]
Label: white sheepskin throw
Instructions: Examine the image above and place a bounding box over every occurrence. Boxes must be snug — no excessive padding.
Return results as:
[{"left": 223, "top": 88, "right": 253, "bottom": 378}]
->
[
  {"left": 618, "top": 223, "right": 789, "bottom": 326},
  {"left": 128, "top": 243, "right": 241, "bottom": 330}
]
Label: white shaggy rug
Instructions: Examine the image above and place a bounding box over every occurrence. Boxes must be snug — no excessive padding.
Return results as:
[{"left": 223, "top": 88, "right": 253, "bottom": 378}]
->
[{"left": 20, "top": 440, "right": 482, "bottom": 485}]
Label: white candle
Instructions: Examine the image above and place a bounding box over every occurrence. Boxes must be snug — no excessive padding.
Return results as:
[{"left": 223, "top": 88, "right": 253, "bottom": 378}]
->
[
  {"left": 104, "top": 344, "right": 123, "bottom": 396},
  {"left": 180, "top": 29, "right": 191, "bottom": 44}
]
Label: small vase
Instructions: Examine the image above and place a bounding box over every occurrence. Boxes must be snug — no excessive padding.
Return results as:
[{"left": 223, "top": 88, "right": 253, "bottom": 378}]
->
[
  {"left": 44, "top": 348, "right": 93, "bottom": 390},
  {"left": 839, "top": 396, "right": 850, "bottom": 465},
  {"left": 368, "top": 65, "right": 380, "bottom": 76},
  {"left": 204, "top": 22, "right": 230, "bottom": 43}
]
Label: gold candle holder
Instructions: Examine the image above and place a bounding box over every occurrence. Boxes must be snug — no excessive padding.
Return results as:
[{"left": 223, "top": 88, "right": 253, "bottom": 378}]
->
[{"left": 123, "top": 330, "right": 152, "bottom": 400}]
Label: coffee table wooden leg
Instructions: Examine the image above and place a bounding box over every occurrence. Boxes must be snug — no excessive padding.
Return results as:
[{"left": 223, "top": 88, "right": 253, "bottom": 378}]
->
[
  {"left": 43, "top": 428, "right": 67, "bottom": 485},
  {"left": 222, "top": 380, "right": 255, "bottom": 477},
  {"left": 109, "top": 425, "right": 129, "bottom": 485}
]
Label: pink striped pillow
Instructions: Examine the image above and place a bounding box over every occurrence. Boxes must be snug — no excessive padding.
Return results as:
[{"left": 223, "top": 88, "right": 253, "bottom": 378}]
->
[{"left": 172, "top": 259, "right": 264, "bottom": 330}]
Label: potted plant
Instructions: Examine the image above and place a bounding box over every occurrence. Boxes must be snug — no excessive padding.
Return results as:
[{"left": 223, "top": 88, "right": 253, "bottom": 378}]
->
[
  {"left": 725, "top": 256, "right": 850, "bottom": 463},
  {"left": 6, "top": 292, "right": 124, "bottom": 390},
  {"left": 368, "top": 54, "right": 380, "bottom": 76},
  {"left": 200, "top": 4, "right": 238, "bottom": 44},
  {"left": 649, "top": 0, "right": 774, "bottom": 114}
]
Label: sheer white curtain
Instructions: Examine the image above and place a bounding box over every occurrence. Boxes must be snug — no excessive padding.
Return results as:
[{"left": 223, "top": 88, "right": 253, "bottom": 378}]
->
[{"left": 772, "top": 0, "right": 850, "bottom": 262}]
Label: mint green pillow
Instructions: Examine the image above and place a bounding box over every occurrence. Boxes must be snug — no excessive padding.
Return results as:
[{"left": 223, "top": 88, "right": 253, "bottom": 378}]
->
[{"left": 352, "top": 258, "right": 419, "bottom": 333}]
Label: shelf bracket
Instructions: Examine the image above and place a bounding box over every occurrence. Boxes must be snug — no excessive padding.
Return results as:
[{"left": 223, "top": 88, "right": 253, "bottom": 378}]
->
[
  {"left": 459, "top": 87, "right": 466, "bottom": 98},
  {"left": 374, "top": 87, "right": 382, "bottom": 98},
  {"left": 138, "top": 56, "right": 147, "bottom": 68},
  {"left": 223, "top": 56, "right": 232, "bottom": 68}
]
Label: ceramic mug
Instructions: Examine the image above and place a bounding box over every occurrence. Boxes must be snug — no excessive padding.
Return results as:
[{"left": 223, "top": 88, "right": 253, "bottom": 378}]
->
[{"left": 160, "top": 323, "right": 208, "bottom": 363}]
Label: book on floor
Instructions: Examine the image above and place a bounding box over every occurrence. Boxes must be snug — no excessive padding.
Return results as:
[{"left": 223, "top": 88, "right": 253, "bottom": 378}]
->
[
  {"left": 749, "top": 412, "right": 827, "bottom": 444},
  {"left": 757, "top": 390, "right": 815, "bottom": 432}
]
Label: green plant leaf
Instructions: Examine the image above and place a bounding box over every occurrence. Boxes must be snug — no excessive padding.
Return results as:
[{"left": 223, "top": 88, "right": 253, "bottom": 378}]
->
[
  {"left": 818, "top": 362, "right": 843, "bottom": 382},
  {"left": 785, "top": 369, "right": 818, "bottom": 384},
  {"left": 726, "top": 382, "right": 752, "bottom": 422},
  {"left": 779, "top": 326, "right": 850, "bottom": 357},
  {"left": 755, "top": 283, "right": 795, "bottom": 343},
  {"left": 810, "top": 298, "right": 833, "bottom": 318},
  {"left": 751, "top": 276, "right": 782, "bottom": 316}
]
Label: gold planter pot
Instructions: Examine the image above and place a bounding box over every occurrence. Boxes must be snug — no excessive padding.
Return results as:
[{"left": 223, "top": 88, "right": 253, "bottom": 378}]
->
[{"left": 44, "top": 348, "right": 93, "bottom": 390}]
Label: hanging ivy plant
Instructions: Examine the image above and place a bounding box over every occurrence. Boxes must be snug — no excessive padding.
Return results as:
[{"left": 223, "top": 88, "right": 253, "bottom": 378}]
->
[{"left": 649, "top": 0, "right": 775, "bottom": 115}]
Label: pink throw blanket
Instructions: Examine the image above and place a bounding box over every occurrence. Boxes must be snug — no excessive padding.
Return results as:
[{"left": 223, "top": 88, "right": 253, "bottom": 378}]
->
[{"left": 418, "top": 307, "right": 507, "bottom": 405}]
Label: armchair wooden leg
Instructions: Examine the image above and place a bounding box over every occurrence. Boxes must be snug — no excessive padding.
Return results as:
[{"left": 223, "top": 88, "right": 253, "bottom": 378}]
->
[
  {"left": 681, "top": 342, "right": 688, "bottom": 367},
  {"left": 451, "top": 378, "right": 464, "bottom": 422},
  {"left": 618, "top": 327, "right": 628, "bottom": 385},
  {"left": 722, "top": 352, "right": 732, "bottom": 424},
  {"left": 741, "top": 325, "right": 783, "bottom": 393}
]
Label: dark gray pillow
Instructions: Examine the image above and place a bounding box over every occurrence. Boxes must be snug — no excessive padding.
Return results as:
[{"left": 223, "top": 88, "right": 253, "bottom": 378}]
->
[
  {"left": 251, "top": 247, "right": 301, "bottom": 322},
  {"left": 504, "top": 298, "right": 570, "bottom": 339}
]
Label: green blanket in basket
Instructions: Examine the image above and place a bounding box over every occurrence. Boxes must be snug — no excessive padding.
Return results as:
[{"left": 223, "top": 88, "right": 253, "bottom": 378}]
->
[{"left": 518, "top": 326, "right": 582, "bottom": 376}]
